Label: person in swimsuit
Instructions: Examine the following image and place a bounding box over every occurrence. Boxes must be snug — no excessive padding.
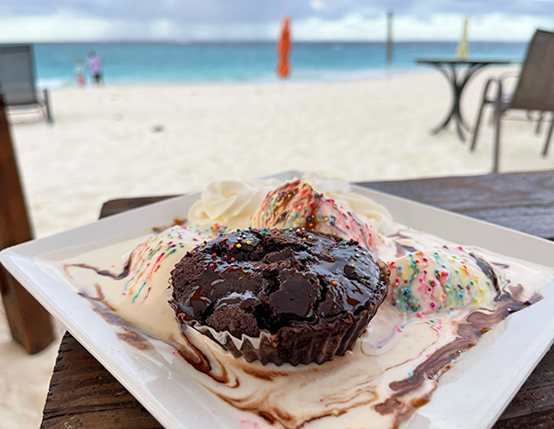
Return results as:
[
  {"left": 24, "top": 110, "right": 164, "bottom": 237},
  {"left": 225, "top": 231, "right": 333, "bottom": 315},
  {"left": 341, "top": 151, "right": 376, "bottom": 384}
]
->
[{"left": 88, "top": 51, "right": 104, "bottom": 85}]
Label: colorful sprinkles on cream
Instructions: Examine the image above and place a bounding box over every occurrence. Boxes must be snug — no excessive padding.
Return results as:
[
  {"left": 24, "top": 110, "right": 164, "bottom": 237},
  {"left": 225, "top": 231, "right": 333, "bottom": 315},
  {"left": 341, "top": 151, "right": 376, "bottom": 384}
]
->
[
  {"left": 387, "top": 246, "right": 501, "bottom": 315},
  {"left": 251, "top": 180, "right": 388, "bottom": 254},
  {"left": 124, "top": 225, "right": 217, "bottom": 303}
]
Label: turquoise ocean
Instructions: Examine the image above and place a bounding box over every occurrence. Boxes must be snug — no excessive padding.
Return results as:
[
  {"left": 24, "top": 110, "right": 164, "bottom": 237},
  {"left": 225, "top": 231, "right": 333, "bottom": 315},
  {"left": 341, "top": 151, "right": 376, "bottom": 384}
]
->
[{"left": 32, "top": 41, "right": 527, "bottom": 88}]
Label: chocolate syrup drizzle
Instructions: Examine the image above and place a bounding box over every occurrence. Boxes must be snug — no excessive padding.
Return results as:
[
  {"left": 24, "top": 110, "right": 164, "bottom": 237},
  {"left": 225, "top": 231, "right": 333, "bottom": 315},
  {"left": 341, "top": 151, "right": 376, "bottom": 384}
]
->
[
  {"left": 374, "top": 285, "right": 541, "bottom": 427},
  {"left": 75, "top": 241, "right": 546, "bottom": 429},
  {"left": 64, "top": 253, "right": 133, "bottom": 280},
  {"left": 470, "top": 252, "right": 500, "bottom": 292},
  {"left": 175, "top": 285, "right": 541, "bottom": 428}
]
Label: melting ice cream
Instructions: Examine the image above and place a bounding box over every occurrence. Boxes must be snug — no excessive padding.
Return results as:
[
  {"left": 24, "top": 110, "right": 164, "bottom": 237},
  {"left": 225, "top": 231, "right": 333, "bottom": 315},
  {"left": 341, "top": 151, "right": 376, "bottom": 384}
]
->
[{"left": 60, "top": 176, "right": 553, "bottom": 429}]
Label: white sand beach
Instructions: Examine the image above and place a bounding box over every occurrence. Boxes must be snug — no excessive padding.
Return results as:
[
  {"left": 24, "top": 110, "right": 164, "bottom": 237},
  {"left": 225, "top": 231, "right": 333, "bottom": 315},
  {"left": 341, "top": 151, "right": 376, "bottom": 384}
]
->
[{"left": 3, "top": 68, "right": 554, "bottom": 428}]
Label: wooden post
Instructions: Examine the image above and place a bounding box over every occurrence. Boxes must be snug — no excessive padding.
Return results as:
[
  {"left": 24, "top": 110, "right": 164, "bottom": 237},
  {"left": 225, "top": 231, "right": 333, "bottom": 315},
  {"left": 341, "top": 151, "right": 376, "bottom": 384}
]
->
[
  {"left": 386, "top": 11, "right": 394, "bottom": 67},
  {"left": 0, "top": 92, "right": 54, "bottom": 354}
]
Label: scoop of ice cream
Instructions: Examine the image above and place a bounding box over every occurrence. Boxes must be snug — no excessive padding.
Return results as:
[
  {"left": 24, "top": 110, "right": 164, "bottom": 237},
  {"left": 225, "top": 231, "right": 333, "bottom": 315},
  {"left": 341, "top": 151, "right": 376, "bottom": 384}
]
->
[
  {"left": 386, "top": 246, "right": 502, "bottom": 316},
  {"left": 251, "top": 180, "right": 386, "bottom": 252},
  {"left": 65, "top": 224, "right": 218, "bottom": 340},
  {"left": 188, "top": 179, "right": 281, "bottom": 229},
  {"left": 122, "top": 225, "right": 217, "bottom": 305},
  {"left": 117, "top": 226, "right": 218, "bottom": 339},
  {"left": 302, "top": 172, "right": 394, "bottom": 234}
]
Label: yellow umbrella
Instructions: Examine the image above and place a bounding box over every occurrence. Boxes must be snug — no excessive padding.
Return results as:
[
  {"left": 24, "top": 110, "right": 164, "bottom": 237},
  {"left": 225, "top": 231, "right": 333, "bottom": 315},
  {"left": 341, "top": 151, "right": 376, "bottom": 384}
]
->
[{"left": 456, "top": 17, "right": 469, "bottom": 59}]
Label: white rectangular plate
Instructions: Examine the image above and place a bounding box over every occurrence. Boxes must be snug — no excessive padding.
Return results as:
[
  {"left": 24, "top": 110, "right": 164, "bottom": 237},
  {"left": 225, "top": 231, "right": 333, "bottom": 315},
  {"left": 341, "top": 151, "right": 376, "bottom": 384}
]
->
[{"left": 2, "top": 170, "right": 554, "bottom": 429}]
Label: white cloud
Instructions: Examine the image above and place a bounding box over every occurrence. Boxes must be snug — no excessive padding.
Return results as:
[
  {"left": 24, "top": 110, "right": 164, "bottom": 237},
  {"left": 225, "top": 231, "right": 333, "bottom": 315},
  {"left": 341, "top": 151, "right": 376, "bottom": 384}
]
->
[
  {"left": 0, "top": 11, "right": 279, "bottom": 42},
  {"left": 310, "top": 0, "right": 325, "bottom": 12},
  {"left": 0, "top": 10, "right": 551, "bottom": 42},
  {"left": 393, "top": 12, "right": 553, "bottom": 41},
  {"left": 0, "top": 12, "right": 116, "bottom": 42},
  {"left": 294, "top": 13, "right": 385, "bottom": 40},
  {"left": 148, "top": 19, "right": 177, "bottom": 40},
  {"left": 0, "top": 11, "right": 163, "bottom": 42},
  {"left": 294, "top": 12, "right": 554, "bottom": 41}
]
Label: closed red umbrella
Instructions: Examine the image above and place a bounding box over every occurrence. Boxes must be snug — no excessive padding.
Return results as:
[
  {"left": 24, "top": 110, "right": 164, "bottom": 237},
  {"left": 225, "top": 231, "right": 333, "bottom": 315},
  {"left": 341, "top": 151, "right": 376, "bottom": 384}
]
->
[{"left": 276, "top": 16, "right": 292, "bottom": 78}]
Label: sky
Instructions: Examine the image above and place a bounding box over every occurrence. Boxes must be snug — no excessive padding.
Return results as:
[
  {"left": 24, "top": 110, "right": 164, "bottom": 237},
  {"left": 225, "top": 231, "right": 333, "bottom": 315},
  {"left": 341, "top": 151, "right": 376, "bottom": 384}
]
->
[{"left": 0, "top": 0, "right": 553, "bottom": 43}]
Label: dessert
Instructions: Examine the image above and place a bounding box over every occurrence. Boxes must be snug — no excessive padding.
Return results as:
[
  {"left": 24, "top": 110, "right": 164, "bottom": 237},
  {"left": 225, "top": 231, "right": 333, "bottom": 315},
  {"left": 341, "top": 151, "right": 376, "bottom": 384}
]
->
[
  {"left": 60, "top": 175, "right": 554, "bottom": 429},
  {"left": 387, "top": 246, "right": 501, "bottom": 315},
  {"left": 64, "top": 224, "right": 219, "bottom": 339},
  {"left": 188, "top": 178, "right": 282, "bottom": 229},
  {"left": 251, "top": 179, "right": 387, "bottom": 253},
  {"left": 170, "top": 228, "right": 389, "bottom": 365}
]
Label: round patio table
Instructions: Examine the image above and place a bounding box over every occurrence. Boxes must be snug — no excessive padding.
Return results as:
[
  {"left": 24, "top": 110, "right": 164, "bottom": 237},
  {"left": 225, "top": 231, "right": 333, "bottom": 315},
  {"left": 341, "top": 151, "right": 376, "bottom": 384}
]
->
[{"left": 416, "top": 58, "right": 512, "bottom": 141}]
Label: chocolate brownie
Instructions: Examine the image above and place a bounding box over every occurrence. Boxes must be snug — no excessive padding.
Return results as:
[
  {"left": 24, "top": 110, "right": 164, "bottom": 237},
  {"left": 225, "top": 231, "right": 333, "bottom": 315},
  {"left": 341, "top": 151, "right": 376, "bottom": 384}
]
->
[{"left": 171, "top": 228, "right": 389, "bottom": 365}]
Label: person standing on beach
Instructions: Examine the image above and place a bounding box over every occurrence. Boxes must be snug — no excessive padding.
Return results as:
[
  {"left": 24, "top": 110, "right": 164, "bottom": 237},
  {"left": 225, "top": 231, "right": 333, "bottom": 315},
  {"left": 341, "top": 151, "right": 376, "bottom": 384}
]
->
[
  {"left": 74, "top": 59, "right": 86, "bottom": 87},
  {"left": 88, "top": 51, "right": 104, "bottom": 85}
]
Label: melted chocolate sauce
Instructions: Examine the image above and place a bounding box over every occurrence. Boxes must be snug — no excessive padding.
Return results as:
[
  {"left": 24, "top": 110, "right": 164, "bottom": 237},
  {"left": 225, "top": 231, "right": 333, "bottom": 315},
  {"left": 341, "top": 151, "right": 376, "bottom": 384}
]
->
[
  {"left": 152, "top": 217, "right": 187, "bottom": 234},
  {"left": 387, "top": 232, "right": 419, "bottom": 257},
  {"left": 394, "top": 241, "right": 418, "bottom": 256},
  {"left": 81, "top": 283, "right": 116, "bottom": 311},
  {"left": 172, "top": 228, "right": 388, "bottom": 335},
  {"left": 78, "top": 262, "right": 545, "bottom": 429},
  {"left": 470, "top": 253, "right": 500, "bottom": 292},
  {"left": 79, "top": 288, "right": 153, "bottom": 352},
  {"left": 375, "top": 285, "right": 542, "bottom": 426},
  {"left": 116, "top": 330, "right": 153, "bottom": 351},
  {"left": 174, "top": 334, "right": 232, "bottom": 385},
  {"left": 69, "top": 216, "right": 549, "bottom": 428},
  {"left": 172, "top": 284, "right": 542, "bottom": 428},
  {"left": 80, "top": 287, "right": 231, "bottom": 384},
  {"left": 65, "top": 253, "right": 133, "bottom": 280}
]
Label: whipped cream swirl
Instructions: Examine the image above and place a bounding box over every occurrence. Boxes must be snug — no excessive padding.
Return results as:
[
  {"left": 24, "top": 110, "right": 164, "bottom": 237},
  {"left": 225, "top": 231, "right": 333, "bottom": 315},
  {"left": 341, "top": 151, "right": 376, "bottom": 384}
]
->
[{"left": 188, "top": 179, "right": 281, "bottom": 229}]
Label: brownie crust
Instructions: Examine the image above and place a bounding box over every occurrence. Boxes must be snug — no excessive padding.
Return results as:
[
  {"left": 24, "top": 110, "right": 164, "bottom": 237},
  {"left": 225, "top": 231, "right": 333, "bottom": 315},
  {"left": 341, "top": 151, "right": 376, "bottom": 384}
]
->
[{"left": 171, "top": 228, "right": 389, "bottom": 365}]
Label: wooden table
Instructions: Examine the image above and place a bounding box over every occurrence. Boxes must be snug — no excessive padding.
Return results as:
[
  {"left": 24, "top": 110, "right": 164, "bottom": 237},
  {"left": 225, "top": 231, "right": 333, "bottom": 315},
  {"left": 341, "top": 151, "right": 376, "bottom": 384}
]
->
[
  {"left": 42, "top": 170, "right": 554, "bottom": 428},
  {"left": 416, "top": 58, "right": 512, "bottom": 142}
]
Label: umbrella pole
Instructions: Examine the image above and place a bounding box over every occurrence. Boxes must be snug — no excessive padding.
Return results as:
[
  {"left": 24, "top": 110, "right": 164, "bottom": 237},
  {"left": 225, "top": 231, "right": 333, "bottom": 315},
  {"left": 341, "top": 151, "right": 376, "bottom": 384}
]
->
[{"left": 386, "top": 11, "right": 394, "bottom": 76}]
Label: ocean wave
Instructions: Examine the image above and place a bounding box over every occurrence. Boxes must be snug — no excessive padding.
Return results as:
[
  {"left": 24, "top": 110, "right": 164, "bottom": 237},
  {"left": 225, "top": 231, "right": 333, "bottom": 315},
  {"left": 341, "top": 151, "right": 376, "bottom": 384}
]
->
[{"left": 37, "top": 77, "right": 71, "bottom": 89}]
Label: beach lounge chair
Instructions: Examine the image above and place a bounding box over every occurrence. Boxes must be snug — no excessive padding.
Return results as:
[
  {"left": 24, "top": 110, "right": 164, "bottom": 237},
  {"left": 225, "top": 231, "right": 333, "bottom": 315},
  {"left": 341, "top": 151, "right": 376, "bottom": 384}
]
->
[
  {"left": 470, "top": 30, "right": 554, "bottom": 172},
  {"left": 0, "top": 44, "right": 53, "bottom": 123}
]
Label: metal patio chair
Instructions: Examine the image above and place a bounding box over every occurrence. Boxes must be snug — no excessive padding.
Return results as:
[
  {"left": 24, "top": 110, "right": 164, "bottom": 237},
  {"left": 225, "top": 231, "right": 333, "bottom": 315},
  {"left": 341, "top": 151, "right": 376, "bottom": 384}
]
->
[
  {"left": 0, "top": 44, "right": 53, "bottom": 123},
  {"left": 470, "top": 30, "right": 554, "bottom": 172}
]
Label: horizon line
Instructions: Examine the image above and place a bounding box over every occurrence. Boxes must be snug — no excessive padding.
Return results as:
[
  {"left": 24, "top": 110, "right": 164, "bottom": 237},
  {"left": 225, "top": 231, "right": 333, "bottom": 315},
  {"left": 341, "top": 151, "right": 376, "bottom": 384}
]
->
[{"left": 0, "top": 39, "right": 530, "bottom": 45}]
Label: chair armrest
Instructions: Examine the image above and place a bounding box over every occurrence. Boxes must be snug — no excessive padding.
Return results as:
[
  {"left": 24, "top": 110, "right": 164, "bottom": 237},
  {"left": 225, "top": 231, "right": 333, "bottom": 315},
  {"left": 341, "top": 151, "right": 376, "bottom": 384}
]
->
[
  {"left": 498, "top": 72, "right": 519, "bottom": 99},
  {"left": 499, "top": 71, "right": 519, "bottom": 82},
  {"left": 482, "top": 77, "right": 502, "bottom": 103}
]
